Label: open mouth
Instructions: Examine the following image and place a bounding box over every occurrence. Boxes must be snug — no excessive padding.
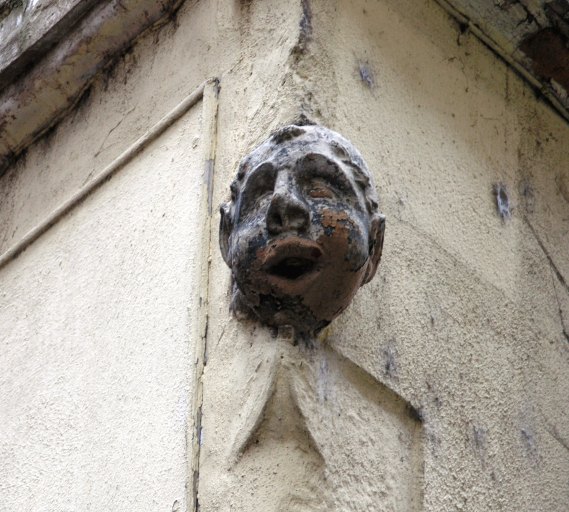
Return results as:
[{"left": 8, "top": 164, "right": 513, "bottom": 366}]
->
[
  {"left": 268, "top": 257, "right": 317, "bottom": 280},
  {"left": 262, "top": 238, "right": 323, "bottom": 282}
]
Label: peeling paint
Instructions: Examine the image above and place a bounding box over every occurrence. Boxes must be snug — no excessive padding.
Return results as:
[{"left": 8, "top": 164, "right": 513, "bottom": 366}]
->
[
  {"left": 493, "top": 182, "right": 511, "bottom": 219},
  {"left": 358, "top": 61, "right": 375, "bottom": 88},
  {"left": 520, "top": 27, "right": 569, "bottom": 93}
]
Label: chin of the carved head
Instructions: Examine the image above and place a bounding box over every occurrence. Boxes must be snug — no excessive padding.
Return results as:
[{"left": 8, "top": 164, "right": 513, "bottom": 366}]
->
[
  {"left": 230, "top": 285, "right": 333, "bottom": 337},
  {"left": 229, "top": 250, "right": 372, "bottom": 337}
]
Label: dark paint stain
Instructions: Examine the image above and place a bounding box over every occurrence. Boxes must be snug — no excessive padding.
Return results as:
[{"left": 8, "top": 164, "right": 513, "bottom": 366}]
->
[
  {"left": 520, "top": 28, "right": 569, "bottom": 93},
  {"left": 383, "top": 341, "right": 398, "bottom": 379},
  {"left": 472, "top": 425, "right": 488, "bottom": 465},
  {"left": 555, "top": 172, "right": 569, "bottom": 204},
  {"left": 519, "top": 179, "right": 535, "bottom": 213},
  {"left": 290, "top": 0, "right": 312, "bottom": 62},
  {"left": 299, "top": 0, "right": 313, "bottom": 47},
  {"left": 358, "top": 62, "right": 375, "bottom": 88},
  {"left": 406, "top": 404, "right": 423, "bottom": 423},
  {"left": 521, "top": 427, "right": 539, "bottom": 460}
]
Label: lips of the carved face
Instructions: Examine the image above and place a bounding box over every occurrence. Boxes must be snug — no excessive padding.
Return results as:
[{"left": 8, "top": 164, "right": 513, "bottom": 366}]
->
[
  {"left": 261, "top": 238, "right": 323, "bottom": 280},
  {"left": 230, "top": 203, "right": 370, "bottom": 282}
]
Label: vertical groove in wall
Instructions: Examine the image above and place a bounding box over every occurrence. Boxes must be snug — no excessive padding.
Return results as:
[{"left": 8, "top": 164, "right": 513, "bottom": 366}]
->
[{"left": 188, "top": 78, "right": 220, "bottom": 512}]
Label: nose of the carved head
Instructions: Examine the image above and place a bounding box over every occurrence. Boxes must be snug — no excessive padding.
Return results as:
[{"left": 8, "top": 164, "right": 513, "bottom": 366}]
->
[{"left": 266, "top": 191, "right": 310, "bottom": 235}]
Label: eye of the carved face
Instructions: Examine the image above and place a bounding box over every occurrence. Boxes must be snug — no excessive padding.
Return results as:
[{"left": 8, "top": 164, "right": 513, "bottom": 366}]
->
[
  {"left": 297, "top": 154, "right": 360, "bottom": 207},
  {"left": 238, "top": 163, "right": 276, "bottom": 219},
  {"left": 307, "top": 178, "right": 336, "bottom": 199}
]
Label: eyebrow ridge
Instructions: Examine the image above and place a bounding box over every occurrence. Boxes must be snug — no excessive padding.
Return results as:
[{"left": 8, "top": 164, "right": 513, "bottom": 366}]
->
[
  {"left": 243, "top": 161, "right": 276, "bottom": 186},
  {"left": 296, "top": 154, "right": 355, "bottom": 192}
]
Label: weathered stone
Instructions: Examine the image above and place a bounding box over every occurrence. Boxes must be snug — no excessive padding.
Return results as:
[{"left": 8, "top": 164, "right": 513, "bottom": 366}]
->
[{"left": 431, "top": 0, "right": 569, "bottom": 120}]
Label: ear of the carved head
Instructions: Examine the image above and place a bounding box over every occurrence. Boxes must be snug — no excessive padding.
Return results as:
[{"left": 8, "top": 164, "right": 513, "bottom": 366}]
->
[
  {"left": 363, "top": 213, "right": 385, "bottom": 284},
  {"left": 219, "top": 202, "right": 233, "bottom": 266}
]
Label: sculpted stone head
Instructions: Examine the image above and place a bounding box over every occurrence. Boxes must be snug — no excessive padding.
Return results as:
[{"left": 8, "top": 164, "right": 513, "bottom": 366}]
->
[{"left": 219, "top": 123, "right": 385, "bottom": 337}]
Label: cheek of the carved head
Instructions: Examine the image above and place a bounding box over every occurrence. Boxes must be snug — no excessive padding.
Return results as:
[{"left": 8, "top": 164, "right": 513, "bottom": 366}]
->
[
  {"left": 315, "top": 205, "right": 371, "bottom": 271},
  {"left": 228, "top": 216, "right": 271, "bottom": 300}
]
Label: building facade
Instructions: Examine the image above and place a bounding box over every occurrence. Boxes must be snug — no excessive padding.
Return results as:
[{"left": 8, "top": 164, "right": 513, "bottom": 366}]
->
[{"left": 1, "top": 0, "right": 568, "bottom": 510}]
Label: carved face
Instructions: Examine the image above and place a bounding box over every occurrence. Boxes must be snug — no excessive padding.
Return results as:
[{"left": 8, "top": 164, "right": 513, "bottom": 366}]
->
[{"left": 220, "top": 125, "right": 385, "bottom": 336}]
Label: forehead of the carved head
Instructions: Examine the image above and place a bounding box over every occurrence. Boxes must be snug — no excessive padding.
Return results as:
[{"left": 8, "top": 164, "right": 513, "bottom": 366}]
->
[{"left": 236, "top": 124, "right": 371, "bottom": 187}]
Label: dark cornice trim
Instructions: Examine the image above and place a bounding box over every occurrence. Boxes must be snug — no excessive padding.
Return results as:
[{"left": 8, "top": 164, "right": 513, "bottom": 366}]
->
[{"left": 0, "top": 0, "right": 184, "bottom": 175}]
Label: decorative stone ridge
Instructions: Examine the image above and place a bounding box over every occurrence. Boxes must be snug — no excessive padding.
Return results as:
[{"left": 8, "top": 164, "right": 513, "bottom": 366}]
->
[{"left": 219, "top": 123, "right": 385, "bottom": 338}]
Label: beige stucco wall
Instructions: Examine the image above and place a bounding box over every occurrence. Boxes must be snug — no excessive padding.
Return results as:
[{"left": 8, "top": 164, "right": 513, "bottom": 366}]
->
[
  {"left": 295, "top": 2, "right": 569, "bottom": 510},
  {"left": 0, "top": 94, "right": 209, "bottom": 511},
  {"left": 0, "top": 0, "right": 568, "bottom": 510}
]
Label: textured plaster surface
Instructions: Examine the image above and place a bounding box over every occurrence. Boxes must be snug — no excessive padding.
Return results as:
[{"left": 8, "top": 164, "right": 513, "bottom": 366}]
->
[
  {"left": 1, "top": 0, "right": 568, "bottom": 510},
  {"left": 289, "top": 0, "right": 569, "bottom": 509},
  {"left": 202, "top": 0, "right": 569, "bottom": 509},
  {"left": 199, "top": 325, "right": 423, "bottom": 511},
  {"left": 0, "top": 106, "right": 204, "bottom": 510}
]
